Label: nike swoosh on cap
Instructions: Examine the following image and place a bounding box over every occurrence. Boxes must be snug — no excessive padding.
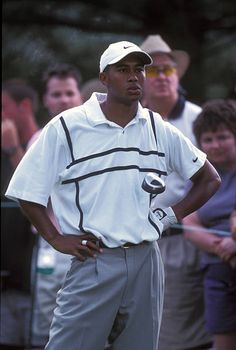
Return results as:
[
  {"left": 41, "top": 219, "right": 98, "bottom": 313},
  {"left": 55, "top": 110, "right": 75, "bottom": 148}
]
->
[
  {"left": 123, "top": 46, "right": 133, "bottom": 49},
  {"left": 192, "top": 157, "right": 198, "bottom": 162}
]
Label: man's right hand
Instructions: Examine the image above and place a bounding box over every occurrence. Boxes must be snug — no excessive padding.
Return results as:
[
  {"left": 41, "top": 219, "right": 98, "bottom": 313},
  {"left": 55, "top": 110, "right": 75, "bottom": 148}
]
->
[
  {"left": 49, "top": 233, "right": 103, "bottom": 261},
  {"left": 19, "top": 200, "right": 103, "bottom": 262}
]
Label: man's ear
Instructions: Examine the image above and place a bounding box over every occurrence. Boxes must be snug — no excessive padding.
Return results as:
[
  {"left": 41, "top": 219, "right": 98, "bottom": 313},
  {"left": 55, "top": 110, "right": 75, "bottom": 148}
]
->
[{"left": 99, "top": 72, "right": 108, "bottom": 87}]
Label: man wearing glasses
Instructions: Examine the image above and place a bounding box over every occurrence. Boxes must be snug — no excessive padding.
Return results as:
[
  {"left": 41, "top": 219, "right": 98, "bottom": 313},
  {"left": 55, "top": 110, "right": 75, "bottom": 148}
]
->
[{"left": 140, "top": 35, "right": 213, "bottom": 350}]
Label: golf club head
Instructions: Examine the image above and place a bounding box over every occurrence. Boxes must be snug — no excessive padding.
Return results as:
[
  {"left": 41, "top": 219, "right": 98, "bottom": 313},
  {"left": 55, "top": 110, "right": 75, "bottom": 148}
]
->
[{"left": 142, "top": 172, "right": 166, "bottom": 195}]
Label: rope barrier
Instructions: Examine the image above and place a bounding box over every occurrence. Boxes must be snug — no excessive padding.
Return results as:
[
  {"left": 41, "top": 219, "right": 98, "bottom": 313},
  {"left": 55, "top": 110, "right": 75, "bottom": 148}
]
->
[
  {"left": 172, "top": 223, "right": 230, "bottom": 236},
  {"left": 1, "top": 201, "right": 231, "bottom": 236}
]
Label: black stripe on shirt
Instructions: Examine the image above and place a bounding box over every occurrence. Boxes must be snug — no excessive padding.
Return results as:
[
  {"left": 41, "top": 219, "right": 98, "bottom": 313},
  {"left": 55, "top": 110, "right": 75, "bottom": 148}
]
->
[
  {"left": 60, "top": 116, "right": 75, "bottom": 162},
  {"left": 66, "top": 147, "right": 165, "bottom": 169},
  {"left": 148, "top": 213, "right": 161, "bottom": 238},
  {"left": 75, "top": 181, "right": 87, "bottom": 233},
  {"left": 62, "top": 165, "right": 167, "bottom": 184},
  {"left": 149, "top": 110, "right": 157, "bottom": 144}
]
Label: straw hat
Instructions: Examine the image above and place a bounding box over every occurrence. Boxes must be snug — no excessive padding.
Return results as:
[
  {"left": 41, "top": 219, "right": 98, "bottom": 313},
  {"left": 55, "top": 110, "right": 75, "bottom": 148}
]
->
[{"left": 140, "top": 35, "right": 190, "bottom": 78}]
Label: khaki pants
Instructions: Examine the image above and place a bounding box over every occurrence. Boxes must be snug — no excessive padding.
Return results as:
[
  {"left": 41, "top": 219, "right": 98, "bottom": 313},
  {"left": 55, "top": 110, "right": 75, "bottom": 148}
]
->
[{"left": 45, "top": 241, "right": 164, "bottom": 350}]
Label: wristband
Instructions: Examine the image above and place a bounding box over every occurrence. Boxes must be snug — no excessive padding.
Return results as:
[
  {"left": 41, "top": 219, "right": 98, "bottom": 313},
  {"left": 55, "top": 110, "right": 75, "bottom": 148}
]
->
[{"left": 153, "top": 207, "right": 178, "bottom": 231}]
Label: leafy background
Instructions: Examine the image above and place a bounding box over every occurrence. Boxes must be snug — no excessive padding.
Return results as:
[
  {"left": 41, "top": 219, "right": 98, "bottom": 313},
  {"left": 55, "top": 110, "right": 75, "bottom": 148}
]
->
[{"left": 3, "top": 0, "right": 236, "bottom": 125}]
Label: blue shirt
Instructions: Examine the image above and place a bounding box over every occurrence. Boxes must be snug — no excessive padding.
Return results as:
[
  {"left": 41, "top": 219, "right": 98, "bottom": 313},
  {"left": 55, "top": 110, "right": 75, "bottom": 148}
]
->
[{"left": 198, "top": 168, "right": 236, "bottom": 265}]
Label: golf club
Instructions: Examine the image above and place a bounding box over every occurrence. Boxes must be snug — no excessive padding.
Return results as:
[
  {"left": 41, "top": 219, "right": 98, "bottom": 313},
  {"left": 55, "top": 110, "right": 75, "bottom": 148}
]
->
[{"left": 142, "top": 172, "right": 166, "bottom": 195}]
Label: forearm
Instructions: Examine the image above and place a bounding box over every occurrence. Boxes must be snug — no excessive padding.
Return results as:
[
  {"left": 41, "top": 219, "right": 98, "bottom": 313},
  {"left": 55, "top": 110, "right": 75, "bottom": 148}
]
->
[
  {"left": 19, "top": 199, "right": 61, "bottom": 244},
  {"left": 173, "top": 160, "right": 221, "bottom": 221},
  {"left": 183, "top": 213, "right": 222, "bottom": 254},
  {"left": 184, "top": 226, "right": 221, "bottom": 254},
  {"left": 18, "top": 200, "right": 102, "bottom": 261}
]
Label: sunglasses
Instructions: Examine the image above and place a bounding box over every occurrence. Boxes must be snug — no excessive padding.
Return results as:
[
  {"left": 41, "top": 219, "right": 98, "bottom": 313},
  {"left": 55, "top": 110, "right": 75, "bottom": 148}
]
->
[{"left": 145, "top": 64, "right": 177, "bottom": 78}]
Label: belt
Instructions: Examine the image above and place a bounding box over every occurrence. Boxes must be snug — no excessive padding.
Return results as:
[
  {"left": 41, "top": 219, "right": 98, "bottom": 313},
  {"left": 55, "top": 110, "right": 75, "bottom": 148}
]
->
[
  {"left": 86, "top": 234, "right": 149, "bottom": 249},
  {"left": 99, "top": 241, "right": 148, "bottom": 249},
  {"left": 162, "top": 225, "right": 183, "bottom": 237}
]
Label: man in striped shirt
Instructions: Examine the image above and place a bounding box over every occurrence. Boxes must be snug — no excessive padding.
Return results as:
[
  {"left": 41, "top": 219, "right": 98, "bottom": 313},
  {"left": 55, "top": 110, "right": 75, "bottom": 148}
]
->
[{"left": 6, "top": 41, "right": 220, "bottom": 350}]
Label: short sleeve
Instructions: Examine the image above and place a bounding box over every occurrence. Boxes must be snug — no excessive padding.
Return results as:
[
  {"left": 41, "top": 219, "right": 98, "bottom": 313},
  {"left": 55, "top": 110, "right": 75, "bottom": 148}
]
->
[
  {"left": 5, "top": 122, "right": 68, "bottom": 206},
  {"left": 163, "top": 121, "right": 206, "bottom": 180}
]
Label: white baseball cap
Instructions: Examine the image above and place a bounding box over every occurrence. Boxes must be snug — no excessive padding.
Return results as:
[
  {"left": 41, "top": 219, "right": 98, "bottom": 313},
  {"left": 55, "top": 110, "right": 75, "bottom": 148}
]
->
[{"left": 99, "top": 41, "right": 153, "bottom": 72}]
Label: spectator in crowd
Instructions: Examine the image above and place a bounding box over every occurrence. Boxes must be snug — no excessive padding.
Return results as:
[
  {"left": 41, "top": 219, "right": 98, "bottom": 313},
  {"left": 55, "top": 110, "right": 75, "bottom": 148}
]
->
[
  {"left": 140, "top": 34, "right": 213, "bottom": 350},
  {"left": 183, "top": 99, "right": 236, "bottom": 350},
  {"left": 41, "top": 63, "right": 82, "bottom": 117},
  {"left": 81, "top": 78, "right": 107, "bottom": 102},
  {"left": 28, "top": 63, "right": 83, "bottom": 349},
  {"left": 1, "top": 79, "right": 39, "bottom": 350},
  {"left": 2, "top": 79, "right": 38, "bottom": 168}
]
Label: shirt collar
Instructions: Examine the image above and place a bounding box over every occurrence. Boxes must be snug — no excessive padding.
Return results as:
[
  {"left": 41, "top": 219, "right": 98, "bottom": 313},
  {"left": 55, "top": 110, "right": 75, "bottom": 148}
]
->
[
  {"left": 84, "top": 92, "right": 147, "bottom": 127},
  {"left": 169, "top": 94, "right": 186, "bottom": 120}
]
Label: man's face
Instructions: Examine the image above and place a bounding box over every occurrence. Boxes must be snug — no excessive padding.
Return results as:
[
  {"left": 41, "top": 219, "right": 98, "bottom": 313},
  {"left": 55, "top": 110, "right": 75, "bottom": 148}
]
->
[
  {"left": 43, "top": 77, "right": 82, "bottom": 116},
  {"left": 144, "top": 53, "right": 179, "bottom": 99},
  {"left": 200, "top": 125, "right": 236, "bottom": 166},
  {"left": 100, "top": 54, "right": 145, "bottom": 105}
]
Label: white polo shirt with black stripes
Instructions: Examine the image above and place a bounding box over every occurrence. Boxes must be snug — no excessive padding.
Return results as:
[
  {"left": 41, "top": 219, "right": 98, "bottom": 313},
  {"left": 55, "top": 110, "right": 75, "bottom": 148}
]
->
[{"left": 6, "top": 93, "right": 206, "bottom": 247}]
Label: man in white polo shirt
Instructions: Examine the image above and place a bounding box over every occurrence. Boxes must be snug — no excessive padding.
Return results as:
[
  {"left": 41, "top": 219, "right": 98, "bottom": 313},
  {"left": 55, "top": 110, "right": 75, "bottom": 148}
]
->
[{"left": 5, "top": 41, "right": 220, "bottom": 350}]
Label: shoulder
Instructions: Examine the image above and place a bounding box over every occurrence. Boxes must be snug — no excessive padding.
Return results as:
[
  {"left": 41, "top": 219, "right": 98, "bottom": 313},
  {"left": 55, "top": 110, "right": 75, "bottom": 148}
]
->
[
  {"left": 143, "top": 108, "right": 165, "bottom": 126},
  {"left": 48, "top": 105, "right": 87, "bottom": 131},
  {"left": 176, "top": 101, "right": 202, "bottom": 130},
  {"left": 145, "top": 108, "right": 186, "bottom": 145},
  {"left": 184, "top": 100, "right": 202, "bottom": 115},
  {"left": 150, "top": 109, "right": 181, "bottom": 132},
  {"left": 27, "top": 129, "right": 42, "bottom": 149}
]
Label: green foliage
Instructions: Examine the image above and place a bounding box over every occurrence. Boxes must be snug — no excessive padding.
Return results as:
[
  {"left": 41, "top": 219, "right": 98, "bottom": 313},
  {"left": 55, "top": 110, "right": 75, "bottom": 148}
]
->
[{"left": 2, "top": 0, "right": 236, "bottom": 124}]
